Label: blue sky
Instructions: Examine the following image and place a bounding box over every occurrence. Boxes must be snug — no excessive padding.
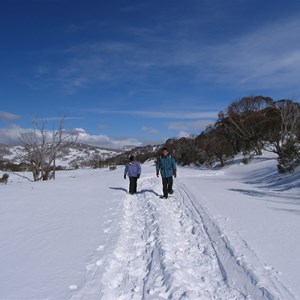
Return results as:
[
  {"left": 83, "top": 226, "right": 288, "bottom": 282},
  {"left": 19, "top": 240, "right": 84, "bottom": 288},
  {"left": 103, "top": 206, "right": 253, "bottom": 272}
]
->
[{"left": 1, "top": 0, "right": 300, "bottom": 148}]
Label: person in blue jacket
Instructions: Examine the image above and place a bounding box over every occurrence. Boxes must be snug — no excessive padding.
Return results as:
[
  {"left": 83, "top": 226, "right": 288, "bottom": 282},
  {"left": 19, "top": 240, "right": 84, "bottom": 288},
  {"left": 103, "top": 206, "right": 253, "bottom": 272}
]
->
[
  {"left": 156, "top": 147, "right": 177, "bottom": 199},
  {"left": 124, "top": 155, "right": 141, "bottom": 194}
]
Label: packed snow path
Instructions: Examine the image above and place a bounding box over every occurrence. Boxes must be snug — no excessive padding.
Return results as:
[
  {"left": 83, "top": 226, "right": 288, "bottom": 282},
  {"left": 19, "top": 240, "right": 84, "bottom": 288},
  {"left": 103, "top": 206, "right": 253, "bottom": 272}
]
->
[{"left": 72, "top": 176, "right": 291, "bottom": 300}]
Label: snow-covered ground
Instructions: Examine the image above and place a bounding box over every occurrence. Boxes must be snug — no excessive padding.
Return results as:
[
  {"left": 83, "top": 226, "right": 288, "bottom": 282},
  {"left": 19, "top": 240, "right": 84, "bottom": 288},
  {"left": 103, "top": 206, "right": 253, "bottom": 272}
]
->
[{"left": 0, "top": 153, "right": 299, "bottom": 299}]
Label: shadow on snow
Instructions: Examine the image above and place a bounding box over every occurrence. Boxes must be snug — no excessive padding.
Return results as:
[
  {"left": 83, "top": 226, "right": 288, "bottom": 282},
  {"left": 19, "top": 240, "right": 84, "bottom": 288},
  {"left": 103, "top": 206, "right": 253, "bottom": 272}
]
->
[{"left": 109, "top": 187, "right": 160, "bottom": 197}]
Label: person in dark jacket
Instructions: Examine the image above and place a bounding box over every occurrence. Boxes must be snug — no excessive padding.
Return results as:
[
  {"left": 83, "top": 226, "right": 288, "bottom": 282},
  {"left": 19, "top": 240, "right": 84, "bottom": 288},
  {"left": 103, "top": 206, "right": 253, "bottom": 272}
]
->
[
  {"left": 156, "top": 147, "right": 177, "bottom": 199},
  {"left": 124, "top": 155, "right": 141, "bottom": 194}
]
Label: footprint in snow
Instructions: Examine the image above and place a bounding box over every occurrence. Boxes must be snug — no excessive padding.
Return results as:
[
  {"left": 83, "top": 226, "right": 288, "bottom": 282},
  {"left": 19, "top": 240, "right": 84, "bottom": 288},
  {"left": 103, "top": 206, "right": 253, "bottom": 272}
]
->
[
  {"left": 96, "top": 259, "right": 104, "bottom": 266},
  {"left": 97, "top": 245, "right": 105, "bottom": 251},
  {"left": 104, "top": 227, "right": 111, "bottom": 233},
  {"left": 85, "top": 263, "right": 95, "bottom": 271}
]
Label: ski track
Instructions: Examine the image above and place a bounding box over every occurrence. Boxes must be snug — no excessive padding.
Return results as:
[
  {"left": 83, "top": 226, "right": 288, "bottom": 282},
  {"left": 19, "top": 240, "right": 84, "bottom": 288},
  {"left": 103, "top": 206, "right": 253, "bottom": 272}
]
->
[{"left": 72, "top": 177, "right": 293, "bottom": 300}]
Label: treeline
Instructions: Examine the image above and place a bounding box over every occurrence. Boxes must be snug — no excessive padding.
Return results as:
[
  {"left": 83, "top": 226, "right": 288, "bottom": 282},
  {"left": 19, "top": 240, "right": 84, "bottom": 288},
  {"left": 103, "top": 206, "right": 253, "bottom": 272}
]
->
[
  {"left": 3, "top": 96, "right": 299, "bottom": 177},
  {"left": 163, "top": 96, "right": 300, "bottom": 174},
  {"left": 85, "top": 145, "right": 159, "bottom": 169}
]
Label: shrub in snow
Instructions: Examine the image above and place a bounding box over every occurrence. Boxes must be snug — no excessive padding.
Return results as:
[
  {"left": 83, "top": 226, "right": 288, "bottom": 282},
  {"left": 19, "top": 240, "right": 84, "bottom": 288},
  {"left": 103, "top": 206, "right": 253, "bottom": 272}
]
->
[{"left": 277, "top": 142, "right": 300, "bottom": 174}]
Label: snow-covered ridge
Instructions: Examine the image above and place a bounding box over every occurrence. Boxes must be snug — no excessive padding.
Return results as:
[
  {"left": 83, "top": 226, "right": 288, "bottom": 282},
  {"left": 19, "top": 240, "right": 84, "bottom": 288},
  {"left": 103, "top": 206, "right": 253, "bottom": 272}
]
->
[
  {"left": 0, "top": 143, "right": 123, "bottom": 168},
  {"left": 0, "top": 143, "right": 162, "bottom": 170}
]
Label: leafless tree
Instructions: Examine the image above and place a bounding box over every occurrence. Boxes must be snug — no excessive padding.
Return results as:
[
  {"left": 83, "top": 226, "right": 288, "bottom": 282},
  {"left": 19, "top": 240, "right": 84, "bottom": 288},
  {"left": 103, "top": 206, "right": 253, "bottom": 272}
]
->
[
  {"left": 263, "top": 100, "right": 300, "bottom": 151},
  {"left": 277, "top": 100, "right": 300, "bottom": 144},
  {"left": 18, "top": 115, "right": 78, "bottom": 181},
  {"left": 269, "top": 100, "right": 300, "bottom": 173}
]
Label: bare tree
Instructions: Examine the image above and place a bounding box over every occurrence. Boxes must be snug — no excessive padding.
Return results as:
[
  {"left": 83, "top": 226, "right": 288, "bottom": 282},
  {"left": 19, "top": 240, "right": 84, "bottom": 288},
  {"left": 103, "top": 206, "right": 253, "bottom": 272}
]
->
[
  {"left": 277, "top": 100, "right": 300, "bottom": 144},
  {"left": 19, "top": 115, "right": 78, "bottom": 181},
  {"left": 271, "top": 100, "right": 300, "bottom": 173}
]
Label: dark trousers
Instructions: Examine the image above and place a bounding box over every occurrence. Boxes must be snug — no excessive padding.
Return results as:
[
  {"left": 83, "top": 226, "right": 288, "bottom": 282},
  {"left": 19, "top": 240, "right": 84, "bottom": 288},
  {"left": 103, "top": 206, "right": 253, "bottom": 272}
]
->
[
  {"left": 162, "top": 176, "right": 173, "bottom": 198},
  {"left": 129, "top": 177, "right": 138, "bottom": 194}
]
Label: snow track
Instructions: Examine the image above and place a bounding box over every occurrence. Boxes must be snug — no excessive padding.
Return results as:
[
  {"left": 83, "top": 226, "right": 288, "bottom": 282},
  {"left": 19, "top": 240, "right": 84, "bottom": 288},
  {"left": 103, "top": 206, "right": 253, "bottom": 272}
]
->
[
  {"left": 175, "top": 182, "right": 292, "bottom": 300},
  {"left": 72, "top": 176, "right": 293, "bottom": 300}
]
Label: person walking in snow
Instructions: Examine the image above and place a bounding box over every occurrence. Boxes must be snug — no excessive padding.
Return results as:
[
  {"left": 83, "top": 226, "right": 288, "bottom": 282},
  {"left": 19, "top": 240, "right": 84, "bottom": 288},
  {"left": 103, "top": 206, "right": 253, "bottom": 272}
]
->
[
  {"left": 124, "top": 155, "right": 141, "bottom": 194},
  {"left": 156, "top": 147, "right": 177, "bottom": 199}
]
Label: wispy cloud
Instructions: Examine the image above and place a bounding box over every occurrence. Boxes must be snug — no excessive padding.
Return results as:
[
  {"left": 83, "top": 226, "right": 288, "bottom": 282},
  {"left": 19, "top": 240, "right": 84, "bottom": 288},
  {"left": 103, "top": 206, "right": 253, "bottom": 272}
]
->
[
  {"left": 197, "top": 16, "right": 300, "bottom": 91},
  {"left": 178, "top": 130, "right": 192, "bottom": 138},
  {"left": 0, "top": 125, "right": 25, "bottom": 144},
  {"left": 120, "top": 2, "right": 152, "bottom": 13},
  {"left": 73, "top": 128, "right": 142, "bottom": 149},
  {"left": 35, "top": 41, "right": 158, "bottom": 93},
  {"left": 0, "top": 111, "right": 20, "bottom": 121},
  {"left": 0, "top": 125, "right": 142, "bottom": 148},
  {"left": 39, "top": 116, "right": 84, "bottom": 122},
  {"left": 87, "top": 109, "right": 219, "bottom": 119},
  {"left": 168, "top": 120, "right": 214, "bottom": 132},
  {"left": 29, "top": 8, "right": 300, "bottom": 96},
  {"left": 142, "top": 126, "right": 160, "bottom": 135},
  {"left": 138, "top": 111, "right": 218, "bottom": 119}
]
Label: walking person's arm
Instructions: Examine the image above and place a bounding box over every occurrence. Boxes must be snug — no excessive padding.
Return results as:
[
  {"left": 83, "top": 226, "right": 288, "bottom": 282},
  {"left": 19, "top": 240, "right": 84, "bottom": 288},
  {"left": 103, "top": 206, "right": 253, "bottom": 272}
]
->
[
  {"left": 124, "top": 164, "right": 128, "bottom": 179},
  {"left": 137, "top": 162, "right": 141, "bottom": 178},
  {"left": 156, "top": 158, "right": 161, "bottom": 177},
  {"left": 172, "top": 158, "right": 177, "bottom": 177}
]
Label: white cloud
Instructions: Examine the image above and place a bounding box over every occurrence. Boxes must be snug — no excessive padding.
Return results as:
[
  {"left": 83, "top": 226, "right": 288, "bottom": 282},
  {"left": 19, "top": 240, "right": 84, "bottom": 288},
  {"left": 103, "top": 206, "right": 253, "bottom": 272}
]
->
[
  {"left": 0, "top": 111, "right": 20, "bottom": 121},
  {"left": 142, "top": 126, "right": 160, "bottom": 134},
  {"left": 139, "top": 111, "right": 218, "bottom": 119},
  {"left": 177, "top": 130, "right": 191, "bottom": 138},
  {"left": 88, "top": 108, "right": 219, "bottom": 119},
  {"left": 37, "top": 41, "right": 148, "bottom": 93},
  {"left": 0, "top": 126, "right": 142, "bottom": 149},
  {"left": 39, "top": 116, "right": 84, "bottom": 122},
  {"left": 168, "top": 120, "right": 214, "bottom": 131},
  {"left": 72, "top": 128, "right": 142, "bottom": 149},
  {"left": 29, "top": 11, "right": 300, "bottom": 96},
  {"left": 200, "top": 16, "right": 300, "bottom": 90},
  {"left": 0, "top": 125, "right": 25, "bottom": 144}
]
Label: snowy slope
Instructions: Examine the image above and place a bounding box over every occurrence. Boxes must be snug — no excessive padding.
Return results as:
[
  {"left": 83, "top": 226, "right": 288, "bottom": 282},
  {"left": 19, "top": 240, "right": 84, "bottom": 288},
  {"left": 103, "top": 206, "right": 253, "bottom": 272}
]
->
[
  {"left": 0, "top": 154, "right": 299, "bottom": 299},
  {"left": 0, "top": 143, "right": 121, "bottom": 168},
  {"left": 0, "top": 168, "right": 123, "bottom": 299}
]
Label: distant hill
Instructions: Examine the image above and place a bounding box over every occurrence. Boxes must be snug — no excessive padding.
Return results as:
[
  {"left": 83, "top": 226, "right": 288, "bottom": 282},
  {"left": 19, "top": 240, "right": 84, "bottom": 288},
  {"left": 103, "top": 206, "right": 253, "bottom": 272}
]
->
[
  {"left": 104, "top": 144, "right": 163, "bottom": 166},
  {"left": 0, "top": 143, "right": 123, "bottom": 170},
  {"left": 0, "top": 143, "right": 163, "bottom": 171}
]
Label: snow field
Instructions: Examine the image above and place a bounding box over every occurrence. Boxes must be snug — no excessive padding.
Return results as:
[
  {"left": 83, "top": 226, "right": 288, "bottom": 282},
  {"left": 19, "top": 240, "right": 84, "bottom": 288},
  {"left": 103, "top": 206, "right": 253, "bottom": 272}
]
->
[
  {"left": 76, "top": 176, "right": 241, "bottom": 299},
  {"left": 0, "top": 154, "right": 299, "bottom": 299},
  {"left": 73, "top": 163, "right": 294, "bottom": 299},
  {"left": 0, "top": 168, "right": 123, "bottom": 300}
]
